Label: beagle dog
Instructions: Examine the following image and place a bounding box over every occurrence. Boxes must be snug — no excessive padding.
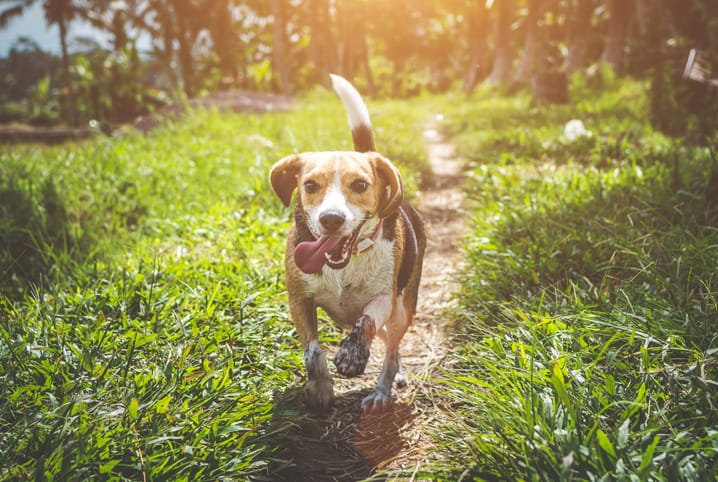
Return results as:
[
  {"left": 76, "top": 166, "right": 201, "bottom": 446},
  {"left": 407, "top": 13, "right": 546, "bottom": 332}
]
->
[{"left": 269, "top": 75, "right": 426, "bottom": 413}]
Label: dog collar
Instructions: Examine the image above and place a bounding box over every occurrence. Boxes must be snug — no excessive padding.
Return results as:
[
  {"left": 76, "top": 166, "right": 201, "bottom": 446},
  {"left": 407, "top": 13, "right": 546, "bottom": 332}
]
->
[{"left": 353, "top": 219, "right": 383, "bottom": 254}]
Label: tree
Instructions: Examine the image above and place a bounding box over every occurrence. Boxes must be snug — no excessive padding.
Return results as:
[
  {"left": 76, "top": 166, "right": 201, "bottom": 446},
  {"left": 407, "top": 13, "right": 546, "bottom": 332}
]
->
[
  {"left": 271, "top": 0, "right": 292, "bottom": 94},
  {"left": 463, "top": 0, "right": 492, "bottom": 93},
  {"left": 208, "top": 0, "right": 241, "bottom": 86},
  {"left": 487, "top": 0, "right": 515, "bottom": 85},
  {"left": 306, "top": 0, "right": 335, "bottom": 85},
  {"left": 600, "top": 0, "right": 632, "bottom": 73},
  {"left": 512, "top": 0, "right": 549, "bottom": 86},
  {"left": 1, "top": 0, "right": 79, "bottom": 125},
  {"left": 337, "top": 0, "right": 374, "bottom": 92},
  {"left": 564, "top": 0, "right": 595, "bottom": 72}
]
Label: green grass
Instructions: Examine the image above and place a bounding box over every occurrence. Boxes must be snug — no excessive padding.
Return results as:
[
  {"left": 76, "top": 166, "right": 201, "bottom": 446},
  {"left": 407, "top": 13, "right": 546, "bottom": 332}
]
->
[
  {"left": 0, "top": 90, "right": 430, "bottom": 480},
  {"left": 435, "top": 76, "right": 718, "bottom": 480},
  {"left": 4, "top": 76, "right": 717, "bottom": 481}
]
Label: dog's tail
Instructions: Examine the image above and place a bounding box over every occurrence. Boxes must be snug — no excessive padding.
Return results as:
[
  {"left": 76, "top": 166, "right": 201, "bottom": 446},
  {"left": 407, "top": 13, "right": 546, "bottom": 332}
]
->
[{"left": 330, "top": 74, "right": 375, "bottom": 153}]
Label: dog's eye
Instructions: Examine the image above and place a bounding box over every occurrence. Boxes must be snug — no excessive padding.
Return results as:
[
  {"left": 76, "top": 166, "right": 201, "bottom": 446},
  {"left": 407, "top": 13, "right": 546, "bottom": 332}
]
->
[
  {"left": 303, "top": 180, "right": 320, "bottom": 194},
  {"left": 351, "top": 179, "right": 369, "bottom": 193}
]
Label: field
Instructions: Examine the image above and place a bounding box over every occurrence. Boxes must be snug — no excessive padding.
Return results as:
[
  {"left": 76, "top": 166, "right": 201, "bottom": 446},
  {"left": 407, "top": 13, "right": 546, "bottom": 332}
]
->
[{"left": 1, "top": 77, "right": 717, "bottom": 481}]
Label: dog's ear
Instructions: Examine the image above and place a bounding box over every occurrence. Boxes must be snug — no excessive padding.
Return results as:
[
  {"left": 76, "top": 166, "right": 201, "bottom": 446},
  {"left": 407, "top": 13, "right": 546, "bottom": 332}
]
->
[
  {"left": 370, "top": 153, "right": 404, "bottom": 218},
  {"left": 269, "top": 154, "right": 303, "bottom": 207}
]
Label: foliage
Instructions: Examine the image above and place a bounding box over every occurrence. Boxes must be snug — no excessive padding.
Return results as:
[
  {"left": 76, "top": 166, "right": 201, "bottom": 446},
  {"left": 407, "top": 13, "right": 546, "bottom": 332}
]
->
[
  {"left": 1, "top": 0, "right": 717, "bottom": 129},
  {"left": 0, "top": 91, "right": 430, "bottom": 479},
  {"left": 435, "top": 78, "right": 718, "bottom": 480}
]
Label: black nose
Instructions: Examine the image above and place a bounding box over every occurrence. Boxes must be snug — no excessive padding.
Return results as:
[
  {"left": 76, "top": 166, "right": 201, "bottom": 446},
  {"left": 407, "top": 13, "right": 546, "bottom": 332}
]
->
[{"left": 319, "top": 211, "right": 346, "bottom": 232}]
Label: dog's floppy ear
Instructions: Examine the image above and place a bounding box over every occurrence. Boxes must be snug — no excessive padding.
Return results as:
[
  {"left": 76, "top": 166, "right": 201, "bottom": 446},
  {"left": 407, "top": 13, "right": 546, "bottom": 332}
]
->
[
  {"left": 269, "top": 154, "right": 303, "bottom": 207},
  {"left": 370, "top": 153, "right": 404, "bottom": 218}
]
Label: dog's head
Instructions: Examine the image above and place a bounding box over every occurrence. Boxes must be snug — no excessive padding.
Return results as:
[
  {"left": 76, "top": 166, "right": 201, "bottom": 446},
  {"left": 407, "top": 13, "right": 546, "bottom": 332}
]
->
[{"left": 269, "top": 151, "right": 404, "bottom": 272}]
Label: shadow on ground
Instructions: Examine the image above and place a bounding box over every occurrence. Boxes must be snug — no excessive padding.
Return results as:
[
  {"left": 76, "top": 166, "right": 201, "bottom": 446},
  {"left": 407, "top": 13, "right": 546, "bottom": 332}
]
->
[
  {"left": 260, "top": 385, "right": 417, "bottom": 481},
  {"left": 0, "top": 176, "right": 73, "bottom": 298}
]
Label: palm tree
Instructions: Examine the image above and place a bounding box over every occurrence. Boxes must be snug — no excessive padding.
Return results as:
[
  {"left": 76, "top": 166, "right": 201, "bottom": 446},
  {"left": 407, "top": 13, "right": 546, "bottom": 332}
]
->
[{"left": 1, "top": 0, "right": 79, "bottom": 125}]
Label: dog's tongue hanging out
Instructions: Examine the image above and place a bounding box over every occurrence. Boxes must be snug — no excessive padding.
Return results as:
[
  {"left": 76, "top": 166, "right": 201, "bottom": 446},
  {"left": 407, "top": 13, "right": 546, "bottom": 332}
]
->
[{"left": 294, "top": 236, "right": 342, "bottom": 274}]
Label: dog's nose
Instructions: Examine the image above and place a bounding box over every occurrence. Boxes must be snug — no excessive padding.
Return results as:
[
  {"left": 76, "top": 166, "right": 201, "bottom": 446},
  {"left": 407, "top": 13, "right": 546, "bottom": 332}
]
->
[{"left": 319, "top": 211, "right": 346, "bottom": 232}]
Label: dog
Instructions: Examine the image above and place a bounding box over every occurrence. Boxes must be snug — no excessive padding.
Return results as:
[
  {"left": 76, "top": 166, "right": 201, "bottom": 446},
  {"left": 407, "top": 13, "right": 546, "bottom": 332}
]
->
[{"left": 269, "top": 74, "right": 426, "bottom": 413}]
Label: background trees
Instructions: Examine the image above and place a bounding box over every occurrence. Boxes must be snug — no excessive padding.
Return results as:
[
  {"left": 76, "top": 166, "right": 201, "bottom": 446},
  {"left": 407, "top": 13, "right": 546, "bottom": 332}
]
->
[{"left": 0, "top": 0, "right": 717, "bottom": 136}]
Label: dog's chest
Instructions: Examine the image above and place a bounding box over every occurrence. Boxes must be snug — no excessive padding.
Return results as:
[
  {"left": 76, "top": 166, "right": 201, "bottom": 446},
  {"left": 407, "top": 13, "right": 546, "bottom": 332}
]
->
[{"left": 303, "top": 239, "right": 395, "bottom": 327}]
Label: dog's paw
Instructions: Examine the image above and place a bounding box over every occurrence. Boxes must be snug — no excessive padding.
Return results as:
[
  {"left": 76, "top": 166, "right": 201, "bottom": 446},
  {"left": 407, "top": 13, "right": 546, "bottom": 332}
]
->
[
  {"left": 333, "top": 316, "right": 375, "bottom": 377},
  {"left": 305, "top": 378, "right": 334, "bottom": 411},
  {"left": 361, "top": 388, "right": 392, "bottom": 414},
  {"left": 334, "top": 337, "right": 370, "bottom": 377}
]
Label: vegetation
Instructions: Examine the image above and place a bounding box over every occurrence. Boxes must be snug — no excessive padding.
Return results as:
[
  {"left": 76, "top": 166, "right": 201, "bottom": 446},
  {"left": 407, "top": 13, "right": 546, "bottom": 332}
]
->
[
  {"left": 2, "top": 2, "right": 718, "bottom": 479},
  {"left": 1, "top": 0, "right": 718, "bottom": 137},
  {"left": 435, "top": 76, "right": 718, "bottom": 480},
  {"left": 0, "top": 92, "right": 430, "bottom": 480}
]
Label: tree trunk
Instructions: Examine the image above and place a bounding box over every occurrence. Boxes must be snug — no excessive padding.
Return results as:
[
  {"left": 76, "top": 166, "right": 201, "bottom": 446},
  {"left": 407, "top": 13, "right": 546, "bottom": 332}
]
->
[
  {"left": 271, "top": 0, "right": 293, "bottom": 95},
  {"left": 165, "top": 0, "right": 198, "bottom": 97},
  {"left": 512, "top": 0, "right": 548, "bottom": 86},
  {"left": 211, "top": 0, "right": 239, "bottom": 87},
  {"left": 335, "top": 1, "right": 373, "bottom": 93},
  {"left": 307, "top": 0, "right": 335, "bottom": 84},
  {"left": 634, "top": 0, "right": 675, "bottom": 73},
  {"left": 487, "top": 0, "right": 515, "bottom": 85},
  {"left": 175, "top": 16, "right": 195, "bottom": 96},
  {"left": 463, "top": 1, "right": 491, "bottom": 93},
  {"left": 601, "top": 0, "right": 632, "bottom": 73},
  {"left": 564, "top": 0, "right": 595, "bottom": 72},
  {"left": 58, "top": 16, "right": 78, "bottom": 126}
]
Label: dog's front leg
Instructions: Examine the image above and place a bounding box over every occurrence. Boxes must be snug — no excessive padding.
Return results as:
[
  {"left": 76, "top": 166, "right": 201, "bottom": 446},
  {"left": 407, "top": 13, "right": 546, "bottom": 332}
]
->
[
  {"left": 361, "top": 298, "right": 411, "bottom": 414},
  {"left": 292, "top": 297, "right": 334, "bottom": 411},
  {"left": 333, "top": 295, "right": 391, "bottom": 377}
]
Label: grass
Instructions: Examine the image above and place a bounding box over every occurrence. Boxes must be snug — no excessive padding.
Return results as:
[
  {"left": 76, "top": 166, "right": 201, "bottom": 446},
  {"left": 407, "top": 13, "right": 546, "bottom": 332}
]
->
[
  {"left": 0, "top": 90, "right": 430, "bottom": 480},
  {"left": 3, "top": 74, "right": 717, "bottom": 481},
  {"left": 434, "top": 74, "right": 718, "bottom": 480}
]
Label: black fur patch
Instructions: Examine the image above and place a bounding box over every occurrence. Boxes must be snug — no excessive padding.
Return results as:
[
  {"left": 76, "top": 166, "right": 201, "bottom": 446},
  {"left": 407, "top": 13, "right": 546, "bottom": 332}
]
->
[
  {"left": 352, "top": 125, "right": 375, "bottom": 153},
  {"left": 333, "top": 315, "right": 376, "bottom": 377},
  {"left": 293, "top": 206, "right": 315, "bottom": 247},
  {"left": 382, "top": 201, "right": 424, "bottom": 292}
]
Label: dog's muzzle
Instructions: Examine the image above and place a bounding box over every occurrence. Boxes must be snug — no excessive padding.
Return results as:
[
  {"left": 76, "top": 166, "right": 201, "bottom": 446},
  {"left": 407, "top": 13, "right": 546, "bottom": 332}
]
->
[{"left": 293, "top": 219, "right": 383, "bottom": 274}]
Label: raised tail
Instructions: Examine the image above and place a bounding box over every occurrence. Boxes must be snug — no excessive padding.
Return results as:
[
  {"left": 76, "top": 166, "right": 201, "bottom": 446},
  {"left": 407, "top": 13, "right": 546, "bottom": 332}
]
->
[{"left": 329, "top": 74, "right": 375, "bottom": 153}]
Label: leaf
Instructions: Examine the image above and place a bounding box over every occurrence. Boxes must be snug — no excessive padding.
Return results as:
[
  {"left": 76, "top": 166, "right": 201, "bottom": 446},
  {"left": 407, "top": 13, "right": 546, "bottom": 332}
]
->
[
  {"left": 128, "top": 397, "right": 139, "bottom": 419},
  {"left": 596, "top": 429, "right": 616, "bottom": 457},
  {"left": 638, "top": 435, "right": 661, "bottom": 476},
  {"left": 99, "top": 459, "right": 120, "bottom": 474},
  {"left": 155, "top": 395, "right": 172, "bottom": 414},
  {"left": 617, "top": 418, "right": 630, "bottom": 448}
]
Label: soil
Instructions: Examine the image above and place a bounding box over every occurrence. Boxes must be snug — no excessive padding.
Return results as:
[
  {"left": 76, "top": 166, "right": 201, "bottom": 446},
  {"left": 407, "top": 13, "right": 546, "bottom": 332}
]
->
[{"left": 266, "top": 118, "right": 466, "bottom": 481}]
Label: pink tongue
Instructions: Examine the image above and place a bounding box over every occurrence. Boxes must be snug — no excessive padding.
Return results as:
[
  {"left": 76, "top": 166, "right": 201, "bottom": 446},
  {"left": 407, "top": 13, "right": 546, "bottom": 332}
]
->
[{"left": 294, "top": 236, "right": 343, "bottom": 274}]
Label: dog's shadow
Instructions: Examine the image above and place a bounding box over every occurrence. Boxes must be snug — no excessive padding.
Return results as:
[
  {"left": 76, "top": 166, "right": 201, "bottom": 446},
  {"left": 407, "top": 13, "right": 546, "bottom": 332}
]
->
[{"left": 262, "top": 385, "right": 416, "bottom": 481}]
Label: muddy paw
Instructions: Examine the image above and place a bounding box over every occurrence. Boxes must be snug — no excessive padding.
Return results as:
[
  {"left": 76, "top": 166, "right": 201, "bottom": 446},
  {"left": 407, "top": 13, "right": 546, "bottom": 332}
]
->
[
  {"left": 305, "top": 377, "right": 334, "bottom": 412},
  {"left": 334, "top": 336, "right": 370, "bottom": 377},
  {"left": 333, "top": 315, "right": 375, "bottom": 377},
  {"left": 361, "top": 388, "right": 392, "bottom": 414}
]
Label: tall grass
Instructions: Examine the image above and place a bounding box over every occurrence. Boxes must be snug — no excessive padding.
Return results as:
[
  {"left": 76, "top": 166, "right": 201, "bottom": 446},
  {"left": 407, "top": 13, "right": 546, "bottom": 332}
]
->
[
  {"left": 0, "top": 90, "right": 430, "bottom": 480},
  {"left": 436, "top": 76, "right": 718, "bottom": 480}
]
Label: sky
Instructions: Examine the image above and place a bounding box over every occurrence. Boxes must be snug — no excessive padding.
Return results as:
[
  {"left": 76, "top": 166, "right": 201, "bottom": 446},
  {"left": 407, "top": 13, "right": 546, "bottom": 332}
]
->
[{"left": 0, "top": 3, "right": 111, "bottom": 56}]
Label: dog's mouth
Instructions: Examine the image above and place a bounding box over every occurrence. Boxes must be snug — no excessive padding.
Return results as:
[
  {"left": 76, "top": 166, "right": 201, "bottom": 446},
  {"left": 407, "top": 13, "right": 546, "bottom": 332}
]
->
[{"left": 294, "top": 224, "right": 364, "bottom": 274}]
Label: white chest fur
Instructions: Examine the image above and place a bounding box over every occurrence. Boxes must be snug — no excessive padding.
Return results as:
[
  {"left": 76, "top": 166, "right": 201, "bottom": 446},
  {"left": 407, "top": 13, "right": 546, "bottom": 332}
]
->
[{"left": 301, "top": 238, "right": 395, "bottom": 327}]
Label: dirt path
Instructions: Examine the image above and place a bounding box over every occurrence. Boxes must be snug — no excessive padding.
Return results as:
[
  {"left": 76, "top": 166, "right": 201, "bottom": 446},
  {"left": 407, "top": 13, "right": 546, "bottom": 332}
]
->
[{"left": 268, "top": 118, "right": 466, "bottom": 480}]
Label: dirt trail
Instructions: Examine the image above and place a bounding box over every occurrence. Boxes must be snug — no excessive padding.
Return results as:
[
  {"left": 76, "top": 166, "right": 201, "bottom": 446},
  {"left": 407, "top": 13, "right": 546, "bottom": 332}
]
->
[{"left": 269, "top": 118, "right": 466, "bottom": 480}]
